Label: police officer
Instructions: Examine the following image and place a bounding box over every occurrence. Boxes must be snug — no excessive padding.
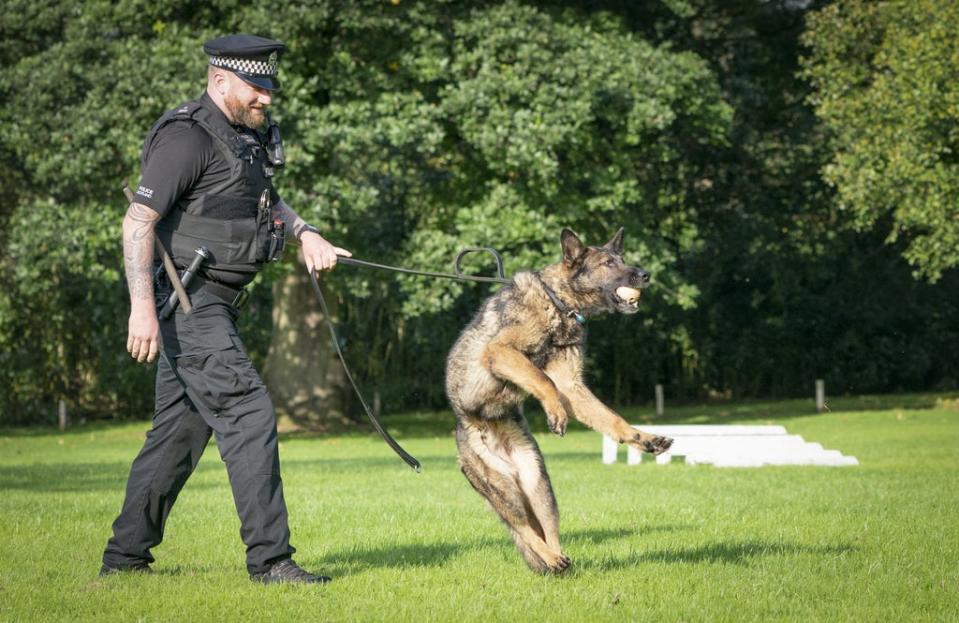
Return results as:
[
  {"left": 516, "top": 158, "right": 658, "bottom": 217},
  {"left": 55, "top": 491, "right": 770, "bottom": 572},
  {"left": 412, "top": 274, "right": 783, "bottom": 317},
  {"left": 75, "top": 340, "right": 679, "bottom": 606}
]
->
[{"left": 101, "top": 35, "right": 350, "bottom": 584}]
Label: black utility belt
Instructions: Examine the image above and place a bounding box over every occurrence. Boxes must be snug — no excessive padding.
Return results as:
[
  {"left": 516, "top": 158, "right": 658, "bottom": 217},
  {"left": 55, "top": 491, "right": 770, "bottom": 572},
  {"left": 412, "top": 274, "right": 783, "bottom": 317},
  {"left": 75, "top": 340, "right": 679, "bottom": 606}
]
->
[{"left": 187, "top": 276, "right": 249, "bottom": 309}]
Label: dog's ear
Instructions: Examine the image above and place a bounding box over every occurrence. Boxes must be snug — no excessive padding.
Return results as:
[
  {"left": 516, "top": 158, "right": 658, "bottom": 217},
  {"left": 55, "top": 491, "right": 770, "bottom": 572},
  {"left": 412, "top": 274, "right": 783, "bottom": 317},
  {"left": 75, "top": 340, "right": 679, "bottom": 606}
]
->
[
  {"left": 561, "top": 228, "right": 586, "bottom": 267},
  {"left": 603, "top": 227, "right": 625, "bottom": 255}
]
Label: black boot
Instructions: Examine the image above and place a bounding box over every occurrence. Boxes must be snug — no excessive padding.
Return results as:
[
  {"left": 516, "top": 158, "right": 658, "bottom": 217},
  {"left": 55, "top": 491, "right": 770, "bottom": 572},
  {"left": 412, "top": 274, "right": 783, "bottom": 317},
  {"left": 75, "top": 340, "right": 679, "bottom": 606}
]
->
[{"left": 251, "top": 559, "right": 331, "bottom": 584}]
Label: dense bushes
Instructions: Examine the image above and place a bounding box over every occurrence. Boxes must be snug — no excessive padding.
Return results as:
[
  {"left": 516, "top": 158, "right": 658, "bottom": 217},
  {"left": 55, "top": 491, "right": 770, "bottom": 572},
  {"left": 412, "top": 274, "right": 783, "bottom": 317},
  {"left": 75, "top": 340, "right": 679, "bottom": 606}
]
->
[{"left": 1, "top": 1, "right": 955, "bottom": 425}]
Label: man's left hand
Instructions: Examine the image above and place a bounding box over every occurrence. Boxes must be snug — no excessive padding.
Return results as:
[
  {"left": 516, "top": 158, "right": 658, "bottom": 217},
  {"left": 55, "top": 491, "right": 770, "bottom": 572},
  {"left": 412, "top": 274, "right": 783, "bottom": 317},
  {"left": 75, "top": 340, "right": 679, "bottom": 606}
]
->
[{"left": 301, "top": 231, "right": 351, "bottom": 272}]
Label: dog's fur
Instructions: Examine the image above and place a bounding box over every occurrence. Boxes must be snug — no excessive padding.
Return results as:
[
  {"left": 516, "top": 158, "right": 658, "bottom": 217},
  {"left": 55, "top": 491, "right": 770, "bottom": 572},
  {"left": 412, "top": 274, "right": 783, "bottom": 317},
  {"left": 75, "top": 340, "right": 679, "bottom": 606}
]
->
[{"left": 445, "top": 228, "right": 673, "bottom": 573}]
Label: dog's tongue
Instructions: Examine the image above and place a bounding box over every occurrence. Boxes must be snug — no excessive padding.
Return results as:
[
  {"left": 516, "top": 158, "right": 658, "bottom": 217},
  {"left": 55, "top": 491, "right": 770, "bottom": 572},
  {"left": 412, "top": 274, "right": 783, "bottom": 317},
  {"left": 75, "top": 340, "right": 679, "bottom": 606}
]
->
[{"left": 616, "top": 286, "right": 641, "bottom": 304}]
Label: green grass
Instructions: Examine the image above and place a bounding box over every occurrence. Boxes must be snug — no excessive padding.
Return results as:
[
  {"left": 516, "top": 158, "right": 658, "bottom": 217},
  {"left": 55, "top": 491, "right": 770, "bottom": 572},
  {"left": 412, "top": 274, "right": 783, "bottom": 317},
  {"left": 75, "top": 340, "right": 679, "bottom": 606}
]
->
[{"left": 1, "top": 393, "right": 957, "bottom": 622}]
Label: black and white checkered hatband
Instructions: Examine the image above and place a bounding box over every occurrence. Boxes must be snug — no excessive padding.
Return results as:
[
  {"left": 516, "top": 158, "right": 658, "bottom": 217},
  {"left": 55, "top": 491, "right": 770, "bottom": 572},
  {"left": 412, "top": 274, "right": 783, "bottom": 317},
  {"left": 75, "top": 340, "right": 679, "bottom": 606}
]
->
[{"left": 209, "top": 52, "right": 278, "bottom": 77}]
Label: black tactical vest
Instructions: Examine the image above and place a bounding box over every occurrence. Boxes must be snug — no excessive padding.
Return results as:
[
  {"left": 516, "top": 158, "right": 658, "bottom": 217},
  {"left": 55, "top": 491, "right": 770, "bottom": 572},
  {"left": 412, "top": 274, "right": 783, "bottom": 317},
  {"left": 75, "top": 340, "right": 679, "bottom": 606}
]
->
[{"left": 146, "top": 96, "right": 276, "bottom": 276}]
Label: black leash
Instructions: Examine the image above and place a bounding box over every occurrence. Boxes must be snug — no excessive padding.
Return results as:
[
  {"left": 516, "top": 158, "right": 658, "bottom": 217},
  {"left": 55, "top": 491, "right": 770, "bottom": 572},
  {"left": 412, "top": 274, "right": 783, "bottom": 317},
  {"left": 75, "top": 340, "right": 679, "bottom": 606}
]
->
[
  {"left": 309, "top": 269, "right": 422, "bottom": 472},
  {"left": 337, "top": 247, "right": 510, "bottom": 285},
  {"left": 306, "top": 247, "right": 509, "bottom": 472}
]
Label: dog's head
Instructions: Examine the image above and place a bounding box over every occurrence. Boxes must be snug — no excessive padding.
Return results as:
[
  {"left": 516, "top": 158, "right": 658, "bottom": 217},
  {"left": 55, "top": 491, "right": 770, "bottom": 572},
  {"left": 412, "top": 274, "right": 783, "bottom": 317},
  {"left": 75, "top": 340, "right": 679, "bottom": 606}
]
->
[{"left": 560, "top": 228, "right": 650, "bottom": 315}]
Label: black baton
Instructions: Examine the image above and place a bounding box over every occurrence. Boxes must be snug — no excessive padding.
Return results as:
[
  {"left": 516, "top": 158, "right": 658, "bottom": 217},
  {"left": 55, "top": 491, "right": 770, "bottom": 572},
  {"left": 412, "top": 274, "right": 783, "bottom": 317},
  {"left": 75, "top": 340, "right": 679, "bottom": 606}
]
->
[{"left": 158, "top": 247, "right": 210, "bottom": 320}]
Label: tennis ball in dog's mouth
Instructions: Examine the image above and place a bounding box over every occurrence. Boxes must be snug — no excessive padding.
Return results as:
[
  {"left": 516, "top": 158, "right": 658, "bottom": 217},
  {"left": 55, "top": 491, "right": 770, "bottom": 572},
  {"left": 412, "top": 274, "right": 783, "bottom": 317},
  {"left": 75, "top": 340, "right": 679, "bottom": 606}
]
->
[{"left": 616, "top": 286, "right": 641, "bottom": 303}]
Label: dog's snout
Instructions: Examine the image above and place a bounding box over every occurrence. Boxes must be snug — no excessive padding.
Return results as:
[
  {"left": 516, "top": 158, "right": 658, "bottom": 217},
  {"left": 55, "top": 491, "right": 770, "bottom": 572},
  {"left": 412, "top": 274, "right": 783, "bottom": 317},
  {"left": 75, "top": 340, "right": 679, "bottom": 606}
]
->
[{"left": 632, "top": 269, "right": 651, "bottom": 287}]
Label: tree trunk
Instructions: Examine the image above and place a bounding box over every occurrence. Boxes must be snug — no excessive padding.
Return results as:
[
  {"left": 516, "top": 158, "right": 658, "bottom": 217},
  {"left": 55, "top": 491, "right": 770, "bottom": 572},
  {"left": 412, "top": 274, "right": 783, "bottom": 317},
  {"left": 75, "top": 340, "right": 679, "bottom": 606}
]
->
[{"left": 263, "top": 250, "right": 349, "bottom": 429}]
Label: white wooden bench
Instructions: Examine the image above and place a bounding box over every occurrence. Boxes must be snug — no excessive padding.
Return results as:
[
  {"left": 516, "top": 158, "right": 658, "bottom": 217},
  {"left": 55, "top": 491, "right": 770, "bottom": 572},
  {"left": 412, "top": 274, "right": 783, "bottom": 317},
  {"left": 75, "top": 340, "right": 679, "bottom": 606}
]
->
[{"left": 602, "top": 425, "right": 858, "bottom": 467}]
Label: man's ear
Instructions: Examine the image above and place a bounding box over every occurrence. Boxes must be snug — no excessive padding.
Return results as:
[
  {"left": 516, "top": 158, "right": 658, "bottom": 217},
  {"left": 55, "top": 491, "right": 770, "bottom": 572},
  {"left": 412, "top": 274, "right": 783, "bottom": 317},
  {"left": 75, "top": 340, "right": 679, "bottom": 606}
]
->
[
  {"left": 561, "top": 228, "right": 586, "bottom": 267},
  {"left": 603, "top": 227, "right": 625, "bottom": 255},
  {"left": 212, "top": 68, "right": 229, "bottom": 95}
]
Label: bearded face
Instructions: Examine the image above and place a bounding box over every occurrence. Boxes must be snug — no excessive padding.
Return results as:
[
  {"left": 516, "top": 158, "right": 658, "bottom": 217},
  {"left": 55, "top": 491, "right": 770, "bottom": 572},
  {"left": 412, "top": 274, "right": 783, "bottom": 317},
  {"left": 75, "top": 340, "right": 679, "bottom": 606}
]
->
[{"left": 223, "top": 74, "right": 271, "bottom": 129}]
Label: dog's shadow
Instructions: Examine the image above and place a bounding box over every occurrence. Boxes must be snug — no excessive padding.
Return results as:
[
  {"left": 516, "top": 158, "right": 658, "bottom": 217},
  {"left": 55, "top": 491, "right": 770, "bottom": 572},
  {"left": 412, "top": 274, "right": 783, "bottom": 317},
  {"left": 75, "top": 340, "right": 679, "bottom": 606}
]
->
[
  {"left": 565, "top": 524, "right": 691, "bottom": 544},
  {"left": 574, "top": 540, "right": 856, "bottom": 571},
  {"left": 309, "top": 524, "right": 855, "bottom": 577},
  {"left": 317, "top": 527, "right": 656, "bottom": 574},
  {"left": 313, "top": 525, "right": 672, "bottom": 575}
]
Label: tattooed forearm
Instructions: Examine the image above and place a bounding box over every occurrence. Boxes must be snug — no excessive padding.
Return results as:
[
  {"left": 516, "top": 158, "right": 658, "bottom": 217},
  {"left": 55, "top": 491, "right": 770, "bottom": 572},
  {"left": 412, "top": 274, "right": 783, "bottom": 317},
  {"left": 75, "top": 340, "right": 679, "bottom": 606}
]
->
[
  {"left": 272, "top": 199, "right": 314, "bottom": 243},
  {"left": 122, "top": 202, "right": 160, "bottom": 304}
]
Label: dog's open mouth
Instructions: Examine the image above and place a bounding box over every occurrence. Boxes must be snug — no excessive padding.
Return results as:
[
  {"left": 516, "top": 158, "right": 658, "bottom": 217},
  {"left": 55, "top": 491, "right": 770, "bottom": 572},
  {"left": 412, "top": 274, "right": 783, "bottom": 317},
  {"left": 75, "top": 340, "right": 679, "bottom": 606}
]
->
[{"left": 611, "top": 286, "right": 641, "bottom": 313}]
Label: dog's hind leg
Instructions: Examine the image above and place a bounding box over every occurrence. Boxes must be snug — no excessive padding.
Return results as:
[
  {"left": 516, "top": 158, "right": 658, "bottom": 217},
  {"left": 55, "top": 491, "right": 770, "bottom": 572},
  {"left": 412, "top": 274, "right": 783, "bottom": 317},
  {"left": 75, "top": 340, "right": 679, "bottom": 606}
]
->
[
  {"left": 456, "top": 418, "right": 571, "bottom": 573},
  {"left": 507, "top": 415, "right": 567, "bottom": 560}
]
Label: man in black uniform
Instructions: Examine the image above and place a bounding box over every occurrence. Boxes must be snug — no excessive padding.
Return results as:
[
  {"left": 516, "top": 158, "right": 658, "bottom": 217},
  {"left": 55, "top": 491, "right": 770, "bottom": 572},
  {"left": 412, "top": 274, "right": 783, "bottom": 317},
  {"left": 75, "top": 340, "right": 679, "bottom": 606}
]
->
[{"left": 101, "top": 35, "right": 350, "bottom": 584}]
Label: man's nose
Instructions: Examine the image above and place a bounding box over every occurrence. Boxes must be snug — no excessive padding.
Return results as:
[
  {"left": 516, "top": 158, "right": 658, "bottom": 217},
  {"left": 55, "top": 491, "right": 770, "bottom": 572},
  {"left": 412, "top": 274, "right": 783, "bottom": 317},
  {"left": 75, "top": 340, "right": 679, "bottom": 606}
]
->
[{"left": 256, "top": 90, "right": 273, "bottom": 106}]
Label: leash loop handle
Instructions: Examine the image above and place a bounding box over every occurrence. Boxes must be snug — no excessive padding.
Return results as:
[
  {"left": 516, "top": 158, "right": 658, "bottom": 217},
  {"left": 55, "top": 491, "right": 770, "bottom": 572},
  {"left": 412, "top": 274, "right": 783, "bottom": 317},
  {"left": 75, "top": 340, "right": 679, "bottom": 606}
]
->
[{"left": 454, "top": 247, "right": 507, "bottom": 282}]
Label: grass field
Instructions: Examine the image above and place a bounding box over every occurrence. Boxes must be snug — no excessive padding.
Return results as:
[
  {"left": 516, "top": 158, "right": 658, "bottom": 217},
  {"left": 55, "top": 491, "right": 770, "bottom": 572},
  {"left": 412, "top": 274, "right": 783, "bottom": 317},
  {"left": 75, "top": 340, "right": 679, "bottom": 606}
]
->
[{"left": 1, "top": 393, "right": 957, "bottom": 621}]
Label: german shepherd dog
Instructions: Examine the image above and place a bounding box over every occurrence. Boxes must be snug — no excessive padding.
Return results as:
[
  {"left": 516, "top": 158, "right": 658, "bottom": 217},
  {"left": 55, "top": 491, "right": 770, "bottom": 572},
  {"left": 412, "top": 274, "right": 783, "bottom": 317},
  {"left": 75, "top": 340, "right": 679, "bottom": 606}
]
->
[{"left": 445, "top": 228, "right": 673, "bottom": 573}]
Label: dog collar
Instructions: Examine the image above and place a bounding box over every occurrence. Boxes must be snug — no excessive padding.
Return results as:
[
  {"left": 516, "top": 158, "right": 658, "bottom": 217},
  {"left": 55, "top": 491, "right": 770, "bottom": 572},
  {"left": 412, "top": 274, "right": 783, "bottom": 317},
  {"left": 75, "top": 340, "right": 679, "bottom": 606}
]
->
[{"left": 534, "top": 273, "right": 587, "bottom": 325}]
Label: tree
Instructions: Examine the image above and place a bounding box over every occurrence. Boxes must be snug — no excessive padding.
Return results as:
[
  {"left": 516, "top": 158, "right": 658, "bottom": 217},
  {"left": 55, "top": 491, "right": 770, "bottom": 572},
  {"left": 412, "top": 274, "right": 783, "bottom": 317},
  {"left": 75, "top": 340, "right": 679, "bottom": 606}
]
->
[
  {"left": 590, "top": 0, "right": 958, "bottom": 399},
  {"left": 259, "top": 0, "right": 732, "bottom": 412},
  {"left": 8, "top": 0, "right": 951, "bottom": 425},
  {"left": 802, "top": 0, "right": 959, "bottom": 282},
  {"left": 0, "top": 0, "right": 731, "bottom": 423}
]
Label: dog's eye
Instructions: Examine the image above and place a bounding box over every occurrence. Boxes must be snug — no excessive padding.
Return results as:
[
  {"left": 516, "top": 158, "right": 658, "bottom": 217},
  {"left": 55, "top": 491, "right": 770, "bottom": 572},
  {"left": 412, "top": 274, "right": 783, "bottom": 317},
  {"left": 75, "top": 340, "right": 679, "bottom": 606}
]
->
[{"left": 604, "top": 258, "right": 616, "bottom": 267}]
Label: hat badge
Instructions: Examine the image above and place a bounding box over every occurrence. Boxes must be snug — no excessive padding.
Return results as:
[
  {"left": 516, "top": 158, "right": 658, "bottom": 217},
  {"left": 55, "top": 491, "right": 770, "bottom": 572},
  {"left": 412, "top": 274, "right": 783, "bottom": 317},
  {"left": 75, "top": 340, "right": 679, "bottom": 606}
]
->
[{"left": 268, "top": 51, "right": 278, "bottom": 64}]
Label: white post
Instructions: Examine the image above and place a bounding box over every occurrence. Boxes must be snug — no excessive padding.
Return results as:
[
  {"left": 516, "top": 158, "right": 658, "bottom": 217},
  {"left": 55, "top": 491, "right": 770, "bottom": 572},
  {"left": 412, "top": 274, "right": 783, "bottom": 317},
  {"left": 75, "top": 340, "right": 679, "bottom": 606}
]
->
[
  {"left": 602, "top": 435, "right": 618, "bottom": 464},
  {"left": 815, "top": 379, "right": 825, "bottom": 413},
  {"left": 373, "top": 391, "right": 382, "bottom": 418},
  {"left": 655, "top": 384, "right": 664, "bottom": 418},
  {"left": 58, "top": 399, "right": 68, "bottom": 431}
]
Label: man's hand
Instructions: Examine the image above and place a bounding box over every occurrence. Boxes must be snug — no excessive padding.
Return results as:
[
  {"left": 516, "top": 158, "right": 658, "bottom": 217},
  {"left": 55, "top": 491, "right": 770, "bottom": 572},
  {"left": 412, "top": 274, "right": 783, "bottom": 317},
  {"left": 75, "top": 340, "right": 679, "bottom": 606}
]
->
[
  {"left": 301, "top": 231, "right": 351, "bottom": 272},
  {"left": 127, "top": 304, "right": 160, "bottom": 363}
]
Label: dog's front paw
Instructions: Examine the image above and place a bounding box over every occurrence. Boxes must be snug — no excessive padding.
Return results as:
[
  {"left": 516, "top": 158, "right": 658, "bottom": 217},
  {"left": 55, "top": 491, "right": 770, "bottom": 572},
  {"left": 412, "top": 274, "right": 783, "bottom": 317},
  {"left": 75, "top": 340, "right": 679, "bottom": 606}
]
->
[
  {"left": 544, "top": 399, "right": 568, "bottom": 436},
  {"left": 547, "top": 413, "right": 568, "bottom": 437},
  {"left": 631, "top": 433, "right": 673, "bottom": 455}
]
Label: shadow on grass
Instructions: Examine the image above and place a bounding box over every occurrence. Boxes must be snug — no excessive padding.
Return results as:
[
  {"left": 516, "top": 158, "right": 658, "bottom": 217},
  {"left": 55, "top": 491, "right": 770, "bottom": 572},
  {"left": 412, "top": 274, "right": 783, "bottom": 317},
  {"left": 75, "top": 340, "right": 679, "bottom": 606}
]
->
[
  {"left": 104, "top": 529, "right": 851, "bottom": 578},
  {"left": 311, "top": 524, "right": 696, "bottom": 577},
  {"left": 566, "top": 524, "right": 695, "bottom": 543},
  {"left": 577, "top": 540, "right": 856, "bottom": 571},
  {"left": 0, "top": 461, "right": 226, "bottom": 492},
  {"left": 316, "top": 540, "right": 485, "bottom": 575},
  {"left": 0, "top": 453, "right": 459, "bottom": 494}
]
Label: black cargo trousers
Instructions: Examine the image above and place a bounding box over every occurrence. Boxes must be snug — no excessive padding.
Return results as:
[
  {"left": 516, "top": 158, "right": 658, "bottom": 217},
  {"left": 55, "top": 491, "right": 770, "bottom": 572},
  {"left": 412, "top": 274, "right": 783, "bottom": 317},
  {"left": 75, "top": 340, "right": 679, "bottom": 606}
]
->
[{"left": 102, "top": 288, "right": 295, "bottom": 575}]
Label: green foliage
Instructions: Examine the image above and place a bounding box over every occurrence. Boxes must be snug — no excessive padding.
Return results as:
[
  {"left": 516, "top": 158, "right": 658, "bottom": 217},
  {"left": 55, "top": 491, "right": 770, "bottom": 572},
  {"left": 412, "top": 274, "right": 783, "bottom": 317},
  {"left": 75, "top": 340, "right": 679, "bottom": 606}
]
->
[
  {"left": 0, "top": 2, "right": 215, "bottom": 422},
  {"left": 277, "top": 2, "right": 728, "bottom": 320},
  {"left": 1, "top": 0, "right": 956, "bottom": 423},
  {"left": 605, "top": 0, "right": 958, "bottom": 401},
  {"left": 261, "top": 1, "right": 734, "bottom": 410},
  {"left": 0, "top": 199, "right": 140, "bottom": 420},
  {"left": 802, "top": 0, "right": 959, "bottom": 281}
]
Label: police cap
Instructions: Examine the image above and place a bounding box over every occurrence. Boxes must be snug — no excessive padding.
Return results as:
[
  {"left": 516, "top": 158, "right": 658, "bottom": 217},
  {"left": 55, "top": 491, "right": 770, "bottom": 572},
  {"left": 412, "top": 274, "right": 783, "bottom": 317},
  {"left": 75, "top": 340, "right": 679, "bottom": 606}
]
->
[{"left": 203, "top": 34, "right": 287, "bottom": 91}]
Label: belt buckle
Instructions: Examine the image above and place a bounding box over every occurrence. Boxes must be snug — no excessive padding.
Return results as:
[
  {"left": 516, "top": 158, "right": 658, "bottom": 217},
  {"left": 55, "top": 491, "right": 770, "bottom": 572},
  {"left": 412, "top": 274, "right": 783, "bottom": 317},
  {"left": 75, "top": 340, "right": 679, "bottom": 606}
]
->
[{"left": 232, "top": 288, "right": 249, "bottom": 309}]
